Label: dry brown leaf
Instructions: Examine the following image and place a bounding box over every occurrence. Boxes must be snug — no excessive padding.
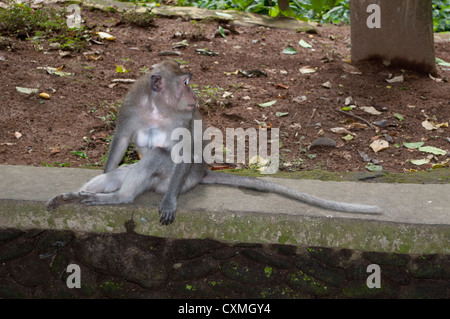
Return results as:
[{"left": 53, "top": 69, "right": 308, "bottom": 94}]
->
[{"left": 370, "top": 139, "right": 389, "bottom": 152}]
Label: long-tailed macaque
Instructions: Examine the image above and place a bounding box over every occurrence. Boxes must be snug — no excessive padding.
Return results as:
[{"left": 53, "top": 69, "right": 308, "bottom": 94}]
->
[{"left": 47, "top": 60, "right": 381, "bottom": 225}]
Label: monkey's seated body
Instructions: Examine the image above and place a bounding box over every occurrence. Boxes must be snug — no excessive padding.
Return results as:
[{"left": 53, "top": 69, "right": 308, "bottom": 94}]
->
[{"left": 47, "top": 60, "right": 381, "bottom": 225}]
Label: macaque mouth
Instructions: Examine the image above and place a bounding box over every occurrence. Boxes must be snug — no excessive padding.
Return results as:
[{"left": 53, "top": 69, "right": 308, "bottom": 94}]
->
[{"left": 187, "top": 104, "right": 197, "bottom": 110}]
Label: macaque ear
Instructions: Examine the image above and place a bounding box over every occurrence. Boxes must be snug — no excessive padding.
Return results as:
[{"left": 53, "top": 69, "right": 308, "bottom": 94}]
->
[{"left": 151, "top": 74, "right": 164, "bottom": 92}]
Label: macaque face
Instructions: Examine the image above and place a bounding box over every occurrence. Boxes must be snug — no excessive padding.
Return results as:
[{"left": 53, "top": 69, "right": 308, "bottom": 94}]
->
[
  {"left": 150, "top": 61, "right": 198, "bottom": 113},
  {"left": 173, "top": 72, "right": 197, "bottom": 112}
]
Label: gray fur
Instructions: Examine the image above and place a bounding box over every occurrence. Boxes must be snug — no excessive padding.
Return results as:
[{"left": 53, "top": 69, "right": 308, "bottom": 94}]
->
[{"left": 47, "top": 60, "right": 381, "bottom": 225}]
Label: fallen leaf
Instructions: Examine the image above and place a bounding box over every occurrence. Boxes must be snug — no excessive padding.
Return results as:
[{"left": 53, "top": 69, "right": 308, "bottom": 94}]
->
[
  {"left": 342, "top": 63, "right": 362, "bottom": 75},
  {"left": 330, "top": 127, "right": 353, "bottom": 135},
  {"left": 409, "top": 159, "right": 430, "bottom": 166},
  {"left": 275, "top": 83, "right": 289, "bottom": 89},
  {"left": 38, "top": 66, "right": 73, "bottom": 77},
  {"left": 96, "top": 31, "right": 115, "bottom": 41},
  {"left": 115, "top": 64, "right": 130, "bottom": 73},
  {"left": 222, "top": 91, "right": 233, "bottom": 98},
  {"left": 282, "top": 47, "right": 297, "bottom": 55},
  {"left": 346, "top": 123, "right": 368, "bottom": 130},
  {"left": 172, "top": 39, "right": 189, "bottom": 49},
  {"left": 422, "top": 120, "right": 448, "bottom": 130},
  {"left": 342, "top": 134, "right": 353, "bottom": 141},
  {"left": 436, "top": 57, "right": 450, "bottom": 67},
  {"left": 275, "top": 112, "right": 289, "bottom": 117},
  {"left": 298, "top": 39, "right": 312, "bottom": 48},
  {"left": 16, "top": 87, "right": 38, "bottom": 94},
  {"left": 299, "top": 66, "right": 317, "bottom": 74},
  {"left": 385, "top": 74, "right": 404, "bottom": 83},
  {"left": 292, "top": 95, "right": 307, "bottom": 103},
  {"left": 254, "top": 119, "right": 272, "bottom": 129},
  {"left": 365, "top": 162, "right": 383, "bottom": 172},
  {"left": 289, "top": 123, "right": 302, "bottom": 129},
  {"left": 50, "top": 146, "right": 60, "bottom": 155},
  {"left": 394, "top": 113, "right": 404, "bottom": 122},
  {"left": 418, "top": 146, "right": 447, "bottom": 156},
  {"left": 403, "top": 141, "right": 424, "bottom": 149},
  {"left": 88, "top": 54, "right": 103, "bottom": 61},
  {"left": 224, "top": 70, "right": 239, "bottom": 76},
  {"left": 321, "top": 81, "right": 332, "bottom": 89},
  {"left": 258, "top": 100, "right": 276, "bottom": 108},
  {"left": 196, "top": 48, "right": 219, "bottom": 56},
  {"left": 360, "top": 106, "right": 382, "bottom": 115},
  {"left": 370, "top": 139, "right": 389, "bottom": 152},
  {"left": 14, "top": 131, "right": 22, "bottom": 139}
]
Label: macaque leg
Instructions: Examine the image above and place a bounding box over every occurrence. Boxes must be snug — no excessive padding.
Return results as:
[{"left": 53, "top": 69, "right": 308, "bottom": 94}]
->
[
  {"left": 79, "top": 158, "right": 160, "bottom": 206},
  {"left": 46, "top": 164, "right": 134, "bottom": 210}
]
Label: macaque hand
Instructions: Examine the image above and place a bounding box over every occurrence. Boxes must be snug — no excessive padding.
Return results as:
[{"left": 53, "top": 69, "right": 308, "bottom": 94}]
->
[{"left": 158, "top": 199, "right": 177, "bottom": 225}]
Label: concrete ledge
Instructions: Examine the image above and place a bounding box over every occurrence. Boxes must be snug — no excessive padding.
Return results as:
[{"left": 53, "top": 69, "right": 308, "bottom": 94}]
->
[{"left": 0, "top": 165, "right": 449, "bottom": 254}]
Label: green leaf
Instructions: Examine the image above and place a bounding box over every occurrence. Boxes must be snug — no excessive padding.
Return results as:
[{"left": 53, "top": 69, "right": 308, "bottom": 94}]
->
[
  {"left": 365, "top": 163, "right": 383, "bottom": 172},
  {"left": 71, "top": 151, "right": 88, "bottom": 159},
  {"left": 436, "top": 57, "right": 450, "bottom": 67},
  {"left": 218, "top": 26, "right": 226, "bottom": 38},
  {"left": 276, "top": 112, "right": 289, "bottom": 117},
  {"left": 116, "top": 65, "right": 130, "bottom": 73},
  {"left": 418, "top": 146, "right": 447, "bottom": 155},
  {"left": 403, "top": 141, "right": 424, "bottom": 149},
  {"left": 409, "top": 159, "right": 430, "bottom": 166},
  {"left": 16, "top": 87, "right": 39, "bottom": 94},
  {"left": 342, "top": 134, "right": 353, "bottom": 141},
  {"left": 281, "top": 47, "right": 297, "bottom": 55},
  {"left": 299, "top": 39, "right": 312, "bottom": 48},
  {"left": 394, "top": 113, "right": 404, "bottom": 121},
  {"left": 258, "top": 100, "right": 276, "bottom": 108}
]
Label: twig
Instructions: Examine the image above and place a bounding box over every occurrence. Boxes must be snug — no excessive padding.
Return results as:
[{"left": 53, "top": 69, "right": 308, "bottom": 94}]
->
[
  {"left": 333, "top": 108, "right": 376, "bottom": 131},
  {"left": 306, "top": 108, "right": 317, "bottom": 127}
]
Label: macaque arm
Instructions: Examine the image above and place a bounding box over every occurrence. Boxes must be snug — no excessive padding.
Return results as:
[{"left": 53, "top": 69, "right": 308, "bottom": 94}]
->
[
  {"left": 104, "top": 134, "right": 130, "bottom": 173},
  {"left": 159, "top": 162, "right": 193, "bottom": 225}
]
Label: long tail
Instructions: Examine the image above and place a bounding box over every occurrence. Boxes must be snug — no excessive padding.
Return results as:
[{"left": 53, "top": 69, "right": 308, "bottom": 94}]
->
[{"left": 201, "top": 170, "right": 381, "bottom": 214}]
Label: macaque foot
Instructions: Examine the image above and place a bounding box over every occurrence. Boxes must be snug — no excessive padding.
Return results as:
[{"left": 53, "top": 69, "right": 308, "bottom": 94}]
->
[{"left": 46, "top": 192, "right": 85, "bottom": 211}]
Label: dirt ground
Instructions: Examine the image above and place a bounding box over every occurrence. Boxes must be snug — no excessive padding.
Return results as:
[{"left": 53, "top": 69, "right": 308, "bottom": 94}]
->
[{"left": 0, "top": 5, "right": 449, "bottom": 173}]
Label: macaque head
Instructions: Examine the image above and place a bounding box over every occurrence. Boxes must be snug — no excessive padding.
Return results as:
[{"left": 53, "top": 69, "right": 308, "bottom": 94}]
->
[{"left": 150, "top": 60, "right": 198, "bottom": 112}]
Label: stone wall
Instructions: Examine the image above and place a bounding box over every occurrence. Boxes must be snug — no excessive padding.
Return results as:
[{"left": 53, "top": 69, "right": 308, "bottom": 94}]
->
[{"left": 0, "top": 228, "right": 448, "bottom": 298}]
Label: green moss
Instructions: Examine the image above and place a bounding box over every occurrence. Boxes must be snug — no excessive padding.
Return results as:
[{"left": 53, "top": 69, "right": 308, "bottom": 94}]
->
[
  {"left": 99, "top": 279, "right": 125, "bottom": 297},
  {"left": 264, "top": 266, "right": 273, "bottom": 278},
  {"left": 288, "top": 270, "right": 329, "bottom": 296}
]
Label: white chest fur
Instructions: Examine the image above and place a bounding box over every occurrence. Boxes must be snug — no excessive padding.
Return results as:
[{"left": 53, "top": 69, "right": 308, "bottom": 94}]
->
[{"left": 136, "top": 127, "right": 168, "bottom": 149}]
